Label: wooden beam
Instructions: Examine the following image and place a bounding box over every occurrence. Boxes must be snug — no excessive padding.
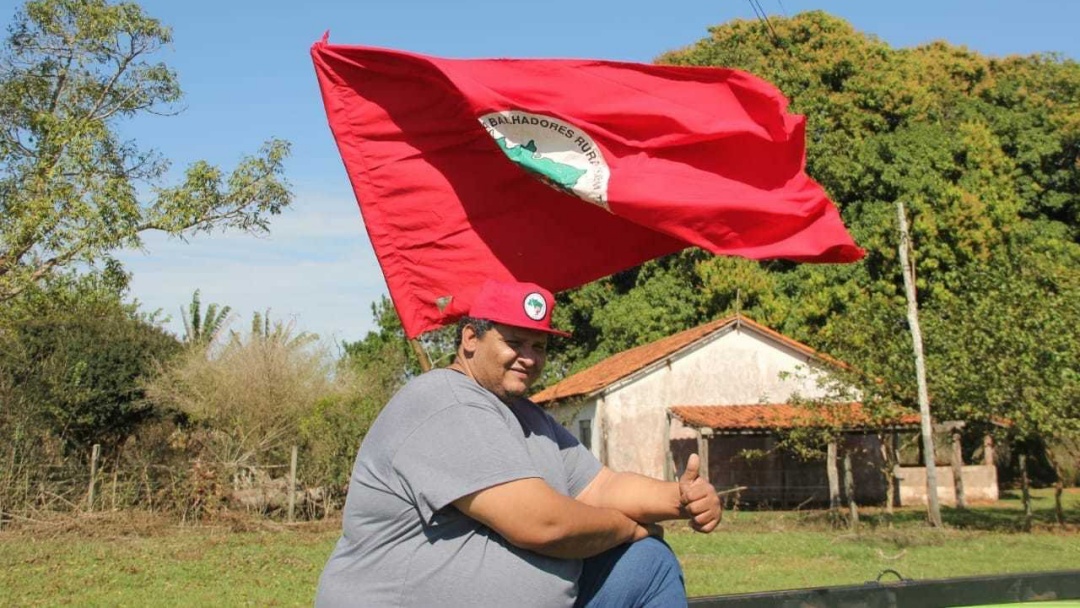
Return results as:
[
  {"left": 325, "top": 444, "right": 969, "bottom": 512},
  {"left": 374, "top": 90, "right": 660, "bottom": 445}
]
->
[
  {"left": 827, "top": 441, "right": 840, "bottom": 511},
  {"left": 951, "top": 429, "right": 966, "bottom": 509}
]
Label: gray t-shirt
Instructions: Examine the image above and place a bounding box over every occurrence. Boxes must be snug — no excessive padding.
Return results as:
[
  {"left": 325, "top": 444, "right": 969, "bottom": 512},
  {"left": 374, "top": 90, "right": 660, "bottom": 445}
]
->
[{"left": 315, "top": 368, "right": 602, "bottom": 607}]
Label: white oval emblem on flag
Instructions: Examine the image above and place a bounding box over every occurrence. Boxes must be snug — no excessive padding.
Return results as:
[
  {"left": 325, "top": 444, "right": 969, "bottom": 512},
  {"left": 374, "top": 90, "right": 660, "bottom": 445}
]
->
[{"left": 480, "top": 111, "right": 611, "bottom": 210}]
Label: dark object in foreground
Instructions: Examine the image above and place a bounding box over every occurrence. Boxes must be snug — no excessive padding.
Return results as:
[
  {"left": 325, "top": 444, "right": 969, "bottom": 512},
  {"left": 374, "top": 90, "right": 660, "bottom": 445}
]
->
[{"left": 689, "top": 569, "right": 1080, "bottom": 607}]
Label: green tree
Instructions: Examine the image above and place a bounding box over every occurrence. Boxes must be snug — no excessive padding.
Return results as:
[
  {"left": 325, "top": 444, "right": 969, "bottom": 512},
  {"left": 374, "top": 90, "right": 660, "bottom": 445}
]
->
[
  {"left": 0, "top": 269, "right": 181, "bottom": 452},
  {"left": 342, "top": 296, "right": 455, "bottom": 385},
  {"left": 551, "top": 252, "right": 710, "bottom": 377},
  {"left": 927, "top": 231, "right": 1080, "bottom": 526},
  {"left": 0, "top": 0, "right": 292, "bottom": 302},
  {"left": 544, "top": 12, "right": 1079, "bottom": 531},
  {"left": 180, "top": 289, "right": 233, "bottom": 348}
]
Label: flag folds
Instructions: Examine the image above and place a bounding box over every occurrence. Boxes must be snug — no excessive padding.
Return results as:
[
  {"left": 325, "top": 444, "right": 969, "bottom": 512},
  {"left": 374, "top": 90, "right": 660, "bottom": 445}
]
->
[{"left": 312, "top": 38, "right": 863, "bottom": 338}]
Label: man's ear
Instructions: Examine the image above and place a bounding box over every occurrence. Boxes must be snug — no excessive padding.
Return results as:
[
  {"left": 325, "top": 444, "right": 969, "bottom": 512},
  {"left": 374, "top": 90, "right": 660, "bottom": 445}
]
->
[{"left": 459, "top": 323, "right": 479, "bottom": 356}]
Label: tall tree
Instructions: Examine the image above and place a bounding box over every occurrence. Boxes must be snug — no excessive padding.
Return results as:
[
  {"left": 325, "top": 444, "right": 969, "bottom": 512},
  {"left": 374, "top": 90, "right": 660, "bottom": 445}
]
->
[
  {"left": 0, "top": 0, "right": 292, "bottom": 302},
  {"left": 181, "top": 289, "right": 233, "bottom": 348},
  {"left": 546, "top": 12, "right": 1080, "bottom": 529}
]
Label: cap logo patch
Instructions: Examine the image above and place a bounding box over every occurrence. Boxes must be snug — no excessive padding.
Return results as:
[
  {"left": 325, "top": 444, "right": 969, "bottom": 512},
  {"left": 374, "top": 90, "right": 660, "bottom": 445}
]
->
[{"left": 523, "top": 292, "right": 547, "bottom": 321}]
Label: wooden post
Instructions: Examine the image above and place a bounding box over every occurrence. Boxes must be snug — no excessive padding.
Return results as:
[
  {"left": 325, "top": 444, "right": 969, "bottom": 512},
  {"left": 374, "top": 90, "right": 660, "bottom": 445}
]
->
[
  {"left": 663, "top": 411, "right": 674, "bottom": 482},
  {"left": 950, "top": 427, "right": 966, "bottom": 509},
  {"left": 288, "top": 445, "right": 299, "bottom": 523},
  {"left": 87, "top": 443, "right": 101, "bottom": 512},
  {"left": 597, "top": 397, "right": 608, "bottom": 468},
  {"left": 880, "top": 433, "right": 897, "bottom": 515},
  {"left": 696, "top": 428, "right": 711, "bottom": 486},
  {"left": 827, "top": 441, "right": 840, "bottom": 511},
  {"left": 982, "top": 435, "right": 995, "bottom": 465},
  {"left": 897, "top": 202, "right": 943, "bottom": 528},
  {"left": 1019, "top": 451, "right": 1033, "bottom": 531},
  {"left": 843, "top": 448, "right": 859, "bottom": 528}
]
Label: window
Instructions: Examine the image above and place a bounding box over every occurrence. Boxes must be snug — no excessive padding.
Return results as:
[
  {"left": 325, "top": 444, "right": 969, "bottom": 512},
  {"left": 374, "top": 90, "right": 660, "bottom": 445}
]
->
[{"left": 579, "top": 419, "right": 592, "bottom": 451}]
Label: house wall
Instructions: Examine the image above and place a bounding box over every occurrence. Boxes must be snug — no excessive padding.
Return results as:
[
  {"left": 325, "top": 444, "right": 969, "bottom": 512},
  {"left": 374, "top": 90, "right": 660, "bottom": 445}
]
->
[
  {"left": 550, "top": 400, "right": 598, "bottom": 457},
  {"left": 551, "top": 326, "right": 836, "bottom": 479},
  {"left": 671, "top": 433, "right": 890, "bottom": 506},
  {"left": 897, "top": 465, "right": 999, "bottom": 505}
]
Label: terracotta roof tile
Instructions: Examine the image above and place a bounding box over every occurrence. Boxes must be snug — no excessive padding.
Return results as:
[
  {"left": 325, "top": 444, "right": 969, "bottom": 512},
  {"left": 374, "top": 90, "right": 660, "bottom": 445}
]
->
[
  {"left": 669, "top": 403, "right": 921, "bottom": 431},
  {"left": 532, "top": 315, "right": 838, "bottom": 404}
]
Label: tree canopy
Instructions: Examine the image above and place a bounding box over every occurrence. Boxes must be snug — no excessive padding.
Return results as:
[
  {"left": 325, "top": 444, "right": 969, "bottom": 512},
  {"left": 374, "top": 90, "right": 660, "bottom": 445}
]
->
[
  {"left": 548, "top": 11, "right": 1079, "bottom": 464},
  {"left": 0, "top": 0, "right": 292, "bottom": 302}
]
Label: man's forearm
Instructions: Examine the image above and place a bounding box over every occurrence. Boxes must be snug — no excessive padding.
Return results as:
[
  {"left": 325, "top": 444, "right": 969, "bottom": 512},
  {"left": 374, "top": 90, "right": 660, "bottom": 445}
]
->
[
  {"left": 453, "top": 477, "right": 654, "bottom": 560},
  {"left": 527, "top": 505, "right": 651, "bottom": 560},
  {"left": 577, "top": 469, "right": 685, "bottom": 523}
]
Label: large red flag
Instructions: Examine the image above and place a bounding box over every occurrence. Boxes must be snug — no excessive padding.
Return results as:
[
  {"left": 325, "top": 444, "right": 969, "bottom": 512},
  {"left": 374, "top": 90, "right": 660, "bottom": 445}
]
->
[{"left": 311, "top": 37, "right": 863, "bottom": 338}]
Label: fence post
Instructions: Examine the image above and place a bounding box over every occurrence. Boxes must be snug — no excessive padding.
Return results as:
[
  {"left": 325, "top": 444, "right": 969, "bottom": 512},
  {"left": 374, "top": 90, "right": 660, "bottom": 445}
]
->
[
  {"left": 87, "top": 443, "right": 101, "bottom": 512},
  {"left": 288, "top": 445, "right": 298, "bottom": 523}
]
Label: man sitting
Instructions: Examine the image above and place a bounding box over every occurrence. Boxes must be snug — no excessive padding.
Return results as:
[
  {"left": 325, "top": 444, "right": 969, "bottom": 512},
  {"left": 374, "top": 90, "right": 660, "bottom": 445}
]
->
[{"left": 317, "top": 279, "right": 720, "bottom": 607}]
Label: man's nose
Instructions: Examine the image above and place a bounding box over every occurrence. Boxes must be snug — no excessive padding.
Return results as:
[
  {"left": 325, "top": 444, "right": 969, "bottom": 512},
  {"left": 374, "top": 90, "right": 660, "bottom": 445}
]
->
[{"left": 517, "top": 346, "right": 542, "bottom": 365}]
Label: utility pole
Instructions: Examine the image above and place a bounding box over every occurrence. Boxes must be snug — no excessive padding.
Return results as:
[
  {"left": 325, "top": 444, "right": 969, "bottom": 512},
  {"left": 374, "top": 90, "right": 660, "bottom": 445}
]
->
[{"left": 896, "top": 202, "right": 943, "bottom": 528}]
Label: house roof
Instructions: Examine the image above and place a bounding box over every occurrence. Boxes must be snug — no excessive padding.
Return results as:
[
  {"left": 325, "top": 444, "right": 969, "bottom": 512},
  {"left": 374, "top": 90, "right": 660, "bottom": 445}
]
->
[
  {"left": 532, "top": 315, "right": 841, "bottom": 404},
  {"left": 669, "top": 403, "right": 921, "bottom": 432}
]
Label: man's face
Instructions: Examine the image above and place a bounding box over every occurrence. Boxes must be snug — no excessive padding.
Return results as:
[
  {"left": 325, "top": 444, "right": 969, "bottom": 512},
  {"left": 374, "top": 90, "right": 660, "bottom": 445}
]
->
[{"left": 461, "top": 322, "right": 549, "bottom": 403}]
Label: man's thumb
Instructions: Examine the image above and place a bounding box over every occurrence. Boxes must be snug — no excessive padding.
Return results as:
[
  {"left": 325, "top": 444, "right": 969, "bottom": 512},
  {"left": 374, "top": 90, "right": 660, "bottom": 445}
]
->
[{"left": 681, "top": 453, "right": 700, "bottom": 484}]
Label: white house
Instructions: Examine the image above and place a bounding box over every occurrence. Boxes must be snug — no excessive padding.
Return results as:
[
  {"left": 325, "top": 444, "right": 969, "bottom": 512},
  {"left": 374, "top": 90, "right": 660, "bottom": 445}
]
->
[
  {"left": 533, "top": 315, "right": 995, "bottom": 507},
  {"left": 534, "top": 315, "right": 838, "bottom": 477}
]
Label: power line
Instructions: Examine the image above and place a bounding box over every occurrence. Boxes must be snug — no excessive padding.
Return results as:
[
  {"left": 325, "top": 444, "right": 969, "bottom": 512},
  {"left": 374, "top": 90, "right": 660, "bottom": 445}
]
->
[
  {"left": 743, "top": 0, "right": 786, "bottom": 50},
  {"left": 747, "top": 0, "right": 786, "bottom": 51}
]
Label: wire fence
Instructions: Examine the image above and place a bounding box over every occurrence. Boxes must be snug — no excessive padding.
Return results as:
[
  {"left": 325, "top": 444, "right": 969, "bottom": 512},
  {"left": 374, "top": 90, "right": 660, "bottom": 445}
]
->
[{"left": 0, "top": 443, "right": 337, "bottom": 529}]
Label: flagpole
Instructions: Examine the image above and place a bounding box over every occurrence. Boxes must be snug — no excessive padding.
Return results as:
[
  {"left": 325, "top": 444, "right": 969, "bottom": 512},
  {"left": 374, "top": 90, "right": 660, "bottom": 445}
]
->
[{"left": 409, "top": 338, "right": 433, "bottom": 373}]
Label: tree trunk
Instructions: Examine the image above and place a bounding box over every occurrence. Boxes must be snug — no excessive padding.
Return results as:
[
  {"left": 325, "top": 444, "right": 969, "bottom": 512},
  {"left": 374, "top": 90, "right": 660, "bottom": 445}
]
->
[
  {"left": 843, "top": 449, "right": 859, "bottom": 529},
  {"left": 1054, "top": 482, "right": 1065, "bottom": 527},
  {"left": 1019, "top": 451, "right": 1033, "bottom": 532},
  {"left": 950, "top": 429, "right": 966, "bottom": 509},
  {"left": 1046, "top": 446, "right": 1066, "bottom": 528},
  {"left": 982, "top": 435, "right": 996, "bottom": 465},
  {"left": 896, "top": 202, "right": 943, "bottom": 528}
]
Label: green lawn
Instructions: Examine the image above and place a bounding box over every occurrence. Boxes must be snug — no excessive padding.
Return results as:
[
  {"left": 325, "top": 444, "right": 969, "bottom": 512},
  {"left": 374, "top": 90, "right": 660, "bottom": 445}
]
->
[{"left": 2, "top": 489, "right": 1078, "bottom": 606}]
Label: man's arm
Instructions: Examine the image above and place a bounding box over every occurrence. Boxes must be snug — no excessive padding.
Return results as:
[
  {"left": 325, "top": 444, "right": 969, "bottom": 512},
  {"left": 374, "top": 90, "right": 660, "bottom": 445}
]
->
[
  {"left": 452, "top": 477, "right": 657, "bottom": 559},
  {"left": 576, "top": 454, "right": 722, "bottom": 532},
  {"left": 451, "top": 477, "right": 652, "bottom": 557}
]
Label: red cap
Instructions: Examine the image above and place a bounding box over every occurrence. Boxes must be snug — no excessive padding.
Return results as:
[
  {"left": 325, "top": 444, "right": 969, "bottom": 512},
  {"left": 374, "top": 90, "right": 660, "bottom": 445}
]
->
[{"left": 467, "top": 280, "right": 571, "bottom": 337}]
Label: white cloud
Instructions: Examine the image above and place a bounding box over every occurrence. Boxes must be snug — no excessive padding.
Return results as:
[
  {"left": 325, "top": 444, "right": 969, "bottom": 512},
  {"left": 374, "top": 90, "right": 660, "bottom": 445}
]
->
[{"left": 116, "top": 189, "right": 389, "bottom": 345}]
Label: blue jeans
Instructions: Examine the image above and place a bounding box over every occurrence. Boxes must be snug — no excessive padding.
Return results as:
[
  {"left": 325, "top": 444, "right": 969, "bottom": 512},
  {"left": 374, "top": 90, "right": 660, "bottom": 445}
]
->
[{"left": 575, "top": 538, "right": 687, "bottom": 607}]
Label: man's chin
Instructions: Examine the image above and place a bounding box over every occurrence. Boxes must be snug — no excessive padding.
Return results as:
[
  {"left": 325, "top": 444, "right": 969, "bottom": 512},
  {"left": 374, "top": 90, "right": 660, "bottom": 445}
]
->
[{"left": 502, "top": 383, "right": 531, "bottom": 400}]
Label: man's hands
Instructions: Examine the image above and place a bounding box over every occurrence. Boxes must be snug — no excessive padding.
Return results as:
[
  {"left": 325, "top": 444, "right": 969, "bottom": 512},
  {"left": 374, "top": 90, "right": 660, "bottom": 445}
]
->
[{"left": 679, "top": 454, "right": 722, "bottom": 533}]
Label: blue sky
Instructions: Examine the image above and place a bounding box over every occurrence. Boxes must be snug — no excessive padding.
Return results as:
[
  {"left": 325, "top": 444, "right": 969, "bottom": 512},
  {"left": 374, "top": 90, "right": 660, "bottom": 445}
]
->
[{"left": 8, "top": 0, "right": 1077, "bottom": 345}]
